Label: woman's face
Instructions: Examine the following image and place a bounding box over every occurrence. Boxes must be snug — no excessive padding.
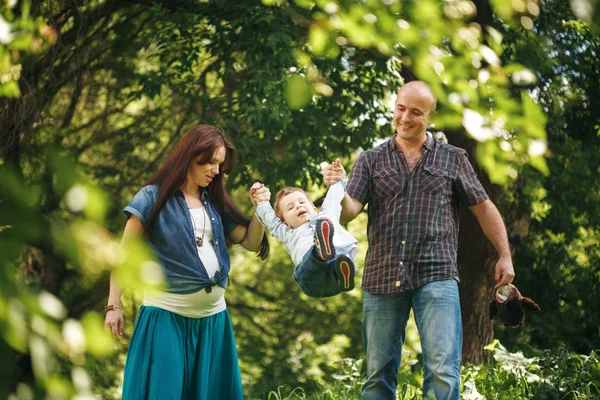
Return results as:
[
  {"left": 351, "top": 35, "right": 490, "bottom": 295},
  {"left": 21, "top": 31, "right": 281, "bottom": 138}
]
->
[{"left": 187, "top": 145, "right": 226, "bottom": 187}]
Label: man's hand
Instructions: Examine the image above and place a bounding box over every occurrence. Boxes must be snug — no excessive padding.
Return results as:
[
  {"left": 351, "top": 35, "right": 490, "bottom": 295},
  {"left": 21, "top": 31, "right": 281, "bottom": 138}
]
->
[
  {"left": 322, "top": 158, "right": 346, "bottom": 187},
  {"left": 250, "top": 182, "right": 270, "bottom": 207},
  {"left": 494, "top": 255, "right": 515, "bottom": 290}
]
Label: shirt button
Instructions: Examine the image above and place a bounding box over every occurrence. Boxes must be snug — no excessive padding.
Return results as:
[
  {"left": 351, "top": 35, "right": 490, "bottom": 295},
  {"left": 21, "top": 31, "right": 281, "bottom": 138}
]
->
[
  {"left": 211, "top": 218, "right": 215, "bottom": 221},
  {"left": 395, "top": 281, "right": 401, "bottom": 287},
  {"left": 400, "top": 261, "right": 403, "bottom": 265},
  {"left": 215, "top": 241, "right": 219, "bottom": 245},
  {"left": 401, "top": 240, "right": 406, "bottom": 245},
  {"left": 204, "top": 201, "right": 207, "bottom": 204}
]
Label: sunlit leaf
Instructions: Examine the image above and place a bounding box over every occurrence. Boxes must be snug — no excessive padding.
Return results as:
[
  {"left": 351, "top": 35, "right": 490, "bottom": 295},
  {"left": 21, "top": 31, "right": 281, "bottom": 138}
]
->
[
  {"left": 0, "top": 80, "right": 21, "bottom": 97},
  {"left": 286, "top": 75, "right": 312, "bottom": 109},
  {"left": 81, "top": 312, "right": 114, "bottom": 358}
]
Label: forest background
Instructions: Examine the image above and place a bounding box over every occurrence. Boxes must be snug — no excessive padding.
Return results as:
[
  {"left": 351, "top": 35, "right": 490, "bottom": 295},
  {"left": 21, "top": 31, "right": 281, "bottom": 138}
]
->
[{"left": 1, "top": 0, "right": 599, "bottom": 398}]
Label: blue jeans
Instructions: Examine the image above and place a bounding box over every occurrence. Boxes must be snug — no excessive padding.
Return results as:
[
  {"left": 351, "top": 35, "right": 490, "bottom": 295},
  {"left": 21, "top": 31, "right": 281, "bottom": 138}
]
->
[
  {"left": 294, "top": 250, "right": 354, "bottom": 298},
  {"left": 362, "top": 279, "right": 462, "bottom": 400}
]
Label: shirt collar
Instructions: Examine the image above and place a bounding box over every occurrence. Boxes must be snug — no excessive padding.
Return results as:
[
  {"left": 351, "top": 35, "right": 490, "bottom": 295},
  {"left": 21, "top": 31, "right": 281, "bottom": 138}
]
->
[
  {"left": 175, "top": 187, "right": 209, "bottom": 200},
  {"left": 388, "top": 132, "right": 434, "bottom": 152}
]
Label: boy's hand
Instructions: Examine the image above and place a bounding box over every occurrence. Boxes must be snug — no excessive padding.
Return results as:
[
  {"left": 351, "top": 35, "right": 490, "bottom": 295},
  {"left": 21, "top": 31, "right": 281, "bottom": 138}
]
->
[
  {"left": 250, "top": 182, "right": 270, "bottom": 207},
  {"left": 322, "top": 158, "right": 346, "bottom": 187}
]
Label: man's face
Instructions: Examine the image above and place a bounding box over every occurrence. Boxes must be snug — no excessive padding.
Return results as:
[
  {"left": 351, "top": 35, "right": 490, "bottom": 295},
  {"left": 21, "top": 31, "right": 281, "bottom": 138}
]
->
[
  {"left": 392, "top": 86, "right": 435, "bottom": 143},
  {"left": 278, "top": 191, "right": 317, "bottom": 229},
  {"left": 187, "top": 146, "right": 226, "bottom": 188}
]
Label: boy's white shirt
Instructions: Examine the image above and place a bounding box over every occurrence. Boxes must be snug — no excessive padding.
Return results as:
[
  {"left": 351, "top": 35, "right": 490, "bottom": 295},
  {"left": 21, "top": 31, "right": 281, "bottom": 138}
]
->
[{"left": 255, "top": 180, "right": 358, "bottom": 266}]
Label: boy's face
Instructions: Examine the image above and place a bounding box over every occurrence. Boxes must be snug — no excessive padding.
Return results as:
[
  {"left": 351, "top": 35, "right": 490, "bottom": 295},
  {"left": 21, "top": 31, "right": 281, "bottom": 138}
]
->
[{"left": 278, "top": 192, "right": 317, "bottom": 229}]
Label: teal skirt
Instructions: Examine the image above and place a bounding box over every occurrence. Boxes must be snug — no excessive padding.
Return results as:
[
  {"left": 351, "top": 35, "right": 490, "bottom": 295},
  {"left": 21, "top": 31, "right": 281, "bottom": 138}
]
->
[{"left": 122, "top": 306, "right": 243, "bottom": 399}]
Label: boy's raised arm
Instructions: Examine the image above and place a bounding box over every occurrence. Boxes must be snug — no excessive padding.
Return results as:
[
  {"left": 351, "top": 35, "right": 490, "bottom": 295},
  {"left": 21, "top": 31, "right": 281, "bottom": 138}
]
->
[
  {"left": 319, "top": 178, "right": 347, "bottom": 222},
  {"left": 322, "top": 159, "right": 364, "bottom": 224},
  {"left": 251, "top": 183, "right": 292, "bottom": 243}
]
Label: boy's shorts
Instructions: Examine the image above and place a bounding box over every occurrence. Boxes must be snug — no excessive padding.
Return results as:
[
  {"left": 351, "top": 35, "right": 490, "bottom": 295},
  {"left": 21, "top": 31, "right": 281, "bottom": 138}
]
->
[{"left": 293, "top": 250, "right": 356, "bottom": 298}]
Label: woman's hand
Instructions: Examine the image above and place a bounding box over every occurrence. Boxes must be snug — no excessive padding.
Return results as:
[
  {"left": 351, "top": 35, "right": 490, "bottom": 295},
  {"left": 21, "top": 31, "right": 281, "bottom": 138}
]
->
[
  {"left": 250, "top": 182, "right": 270, "bottom": 207},
  {"left": 104, "top": 308, "right": 124, "bottom": 338}
]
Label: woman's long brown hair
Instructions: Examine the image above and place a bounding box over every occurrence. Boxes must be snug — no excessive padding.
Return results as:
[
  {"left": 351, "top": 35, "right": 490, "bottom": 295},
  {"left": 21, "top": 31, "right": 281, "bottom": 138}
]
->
[{"left": 143, "top": 124, "right": 268, "bottom": 259}]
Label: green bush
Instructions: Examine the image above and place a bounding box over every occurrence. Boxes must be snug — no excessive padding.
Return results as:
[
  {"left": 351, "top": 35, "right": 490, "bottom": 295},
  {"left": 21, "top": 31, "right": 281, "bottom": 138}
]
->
[{"left": 258, "top": 342, "right": 600, "bottom": 400}]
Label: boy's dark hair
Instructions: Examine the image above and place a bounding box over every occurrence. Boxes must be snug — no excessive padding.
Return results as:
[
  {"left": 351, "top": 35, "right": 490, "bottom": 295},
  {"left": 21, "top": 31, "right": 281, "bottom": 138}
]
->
[{"left": 274, "top": 188, "right": 314, "bottom": 221}]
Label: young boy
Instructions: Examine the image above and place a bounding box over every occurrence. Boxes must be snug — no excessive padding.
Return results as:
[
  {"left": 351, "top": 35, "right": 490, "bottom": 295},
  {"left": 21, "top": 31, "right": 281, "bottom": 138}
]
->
[{"left": 252, "top": 178, "right": 358, "bottom": 298}]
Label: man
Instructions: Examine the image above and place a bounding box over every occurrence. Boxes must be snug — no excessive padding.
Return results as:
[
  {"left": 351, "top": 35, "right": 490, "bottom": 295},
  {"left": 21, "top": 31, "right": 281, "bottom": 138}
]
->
[{"left": 323, "top": 81, "right": 514, "bottom": 400}]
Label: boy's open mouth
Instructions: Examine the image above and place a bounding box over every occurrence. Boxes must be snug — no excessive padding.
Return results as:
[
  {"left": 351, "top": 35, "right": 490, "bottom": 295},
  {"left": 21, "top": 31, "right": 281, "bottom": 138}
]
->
[{"left": 298, "top": 211, "right": 306, "bottom": 217}]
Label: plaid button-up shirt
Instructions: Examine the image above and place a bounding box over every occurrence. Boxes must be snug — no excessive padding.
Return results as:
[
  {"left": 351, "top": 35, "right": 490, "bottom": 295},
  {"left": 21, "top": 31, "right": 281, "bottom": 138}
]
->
[{"left": 347, "top": 133, "right": 488, "bottom": 294}]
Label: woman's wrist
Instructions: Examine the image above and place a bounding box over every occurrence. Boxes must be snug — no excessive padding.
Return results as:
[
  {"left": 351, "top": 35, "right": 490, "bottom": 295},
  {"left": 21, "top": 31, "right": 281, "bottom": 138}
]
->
[{"left": 104, "top": 304, "right": 122, "bottom": 313}]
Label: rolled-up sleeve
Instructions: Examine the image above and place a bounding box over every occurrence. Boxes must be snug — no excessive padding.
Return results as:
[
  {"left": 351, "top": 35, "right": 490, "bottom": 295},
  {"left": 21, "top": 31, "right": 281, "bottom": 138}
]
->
[
  {"left": 346, "top": 153, "right": 372, "bottom": 206},
  {"left": 124, "top": 187, "right": 154, "bottom": 225},
  {"left": 454, "top": 152, "right": 489, "bottom": 206}
]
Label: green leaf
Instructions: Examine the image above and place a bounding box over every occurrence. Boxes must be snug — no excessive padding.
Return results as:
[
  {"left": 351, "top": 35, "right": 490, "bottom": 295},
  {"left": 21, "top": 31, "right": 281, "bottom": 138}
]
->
[
  {"left": 522, "top": 93, "right": 547, "bottom": 139},
  {"left": 81, "top": 312, "right": 114, "bottom": 358},
  {"left": 309, "top": 23, "right": 338, "bottom": 57},
  {"left": 484, "top": 339, "right": 501, "bottom": 351},
  {"left": 529, "top": 155, "right": 549, "bottom": 176},
  {"left": 286, "top": 75, "right": 312, "bottom": 109},
  {"left": 0, "top": 80, "right": 21, "bottom": 97}
]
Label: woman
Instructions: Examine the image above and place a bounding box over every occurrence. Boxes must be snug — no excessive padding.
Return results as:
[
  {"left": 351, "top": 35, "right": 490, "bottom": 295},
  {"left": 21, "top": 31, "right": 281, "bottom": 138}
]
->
[{"left": 104, "top": 125, "right": 269, "bottom": 399}]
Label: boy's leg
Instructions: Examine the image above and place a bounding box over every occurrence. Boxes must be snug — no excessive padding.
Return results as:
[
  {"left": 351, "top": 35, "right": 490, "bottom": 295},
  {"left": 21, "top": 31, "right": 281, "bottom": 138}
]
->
[
  {"left": 333, "top": 254, "right": 355, "bottom": 291},
  {"left": 294, "top": 253, "right": 330, "bottom": 298},
  {"left": 313, "top": 217, "right": 336, "bottom": 262}
]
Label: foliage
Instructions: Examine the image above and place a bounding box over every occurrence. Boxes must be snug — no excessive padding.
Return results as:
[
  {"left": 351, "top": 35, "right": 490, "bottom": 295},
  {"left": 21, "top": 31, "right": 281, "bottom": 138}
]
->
[
  {"left": 493, "top": 0, "right": 600, "bottom": 355},
  {"left": 0, "top": 0, "right": 599, "bottom": 398},
  {"left": 0, "top": 1, "right": 55, "bottom": 98},
  {"left": 259, "top": 343, "right": 600, "bottom": 399},
  {"left": 272, "top": 0, "right": 551, "bottom": 184}
]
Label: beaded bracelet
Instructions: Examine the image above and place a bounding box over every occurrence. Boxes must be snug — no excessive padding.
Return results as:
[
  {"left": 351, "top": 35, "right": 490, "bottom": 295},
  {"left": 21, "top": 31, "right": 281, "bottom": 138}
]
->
[{"left": 104, "top": 304, "right": 122, "bottom": 312}]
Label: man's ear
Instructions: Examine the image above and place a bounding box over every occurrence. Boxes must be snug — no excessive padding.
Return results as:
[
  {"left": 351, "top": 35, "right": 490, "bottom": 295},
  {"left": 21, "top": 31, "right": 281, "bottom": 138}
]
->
[
  {"left": 313, "top": 206, "right": 318, "bottom": 213},
  {"left": 522, "top": 297, "right": 541, "bottom": 311}
]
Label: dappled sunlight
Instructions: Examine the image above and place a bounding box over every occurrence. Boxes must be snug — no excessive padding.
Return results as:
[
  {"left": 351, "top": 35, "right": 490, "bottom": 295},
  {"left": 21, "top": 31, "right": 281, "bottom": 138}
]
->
[{"left": 1, "top": 0, "right": 599, "bottom": 398}]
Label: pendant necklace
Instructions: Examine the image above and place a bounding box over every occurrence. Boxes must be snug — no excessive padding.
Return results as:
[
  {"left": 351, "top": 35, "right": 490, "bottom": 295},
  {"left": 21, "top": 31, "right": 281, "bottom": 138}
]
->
[{"left": 190, "top": 206, "right": 207, "bottom": 247}]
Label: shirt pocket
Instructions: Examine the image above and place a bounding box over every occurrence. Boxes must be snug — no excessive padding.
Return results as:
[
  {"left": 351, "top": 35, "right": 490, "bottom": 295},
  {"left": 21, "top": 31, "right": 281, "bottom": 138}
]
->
[
  {"left": 421, "top": 165, "right": 451, "bottom": 196},
  {"left": 372, "top": 168, "right": 402, "bottom": 198}
]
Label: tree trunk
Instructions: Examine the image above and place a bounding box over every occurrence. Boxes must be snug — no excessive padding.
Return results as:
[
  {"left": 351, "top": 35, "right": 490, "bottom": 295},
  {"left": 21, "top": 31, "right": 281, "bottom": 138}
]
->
[
  {"left": 452, "top": 0, "right": 502, "bottom": 364},
  {"left": 457, "top": 207, "right": 497, "bottom": 364},
  {"left": 446, "top": 131, "right": 498, "bottom": 364}
]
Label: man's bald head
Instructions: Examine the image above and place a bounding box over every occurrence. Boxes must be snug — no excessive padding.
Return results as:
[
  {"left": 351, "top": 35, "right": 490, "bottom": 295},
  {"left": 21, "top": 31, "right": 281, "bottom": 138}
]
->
[
  {"left": 398, "top": 81, "right": 437, "bottom": 116},
  {"left": 393, "top": 80, "right": 438, "bottom": 144}
]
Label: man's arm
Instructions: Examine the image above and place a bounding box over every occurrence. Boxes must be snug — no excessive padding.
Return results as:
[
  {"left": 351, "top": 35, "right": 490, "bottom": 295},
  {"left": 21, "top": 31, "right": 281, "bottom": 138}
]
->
[
  {"left": 322, "top": 158, "right": 364, "bottom": 224},
  {"left": 340, "top": 194, "right": 364, "bottom": 224},
  {"left": 471, "top": 199, "right": 515, "bottom": 289}
]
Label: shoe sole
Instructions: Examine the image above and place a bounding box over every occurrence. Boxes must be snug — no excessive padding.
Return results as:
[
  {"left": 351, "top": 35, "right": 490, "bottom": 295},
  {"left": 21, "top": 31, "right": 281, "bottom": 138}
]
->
[
  {"left": 315, "top": 218, "right": 335, "bottom": 261},
  {"left": 335, "top": 254, "right": 355, "bottom": 291}
]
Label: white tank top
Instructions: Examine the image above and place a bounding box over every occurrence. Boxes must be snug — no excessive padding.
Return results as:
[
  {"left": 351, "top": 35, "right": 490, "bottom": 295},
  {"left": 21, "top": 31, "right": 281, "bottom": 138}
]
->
[{"left": 143, "top": 207, "right": 226, "bottom": 318}]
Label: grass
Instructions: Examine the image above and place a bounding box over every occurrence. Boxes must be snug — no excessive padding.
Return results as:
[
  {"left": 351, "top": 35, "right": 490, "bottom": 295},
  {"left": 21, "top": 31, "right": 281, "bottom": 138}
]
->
[{"left": 255, "top": 342, "right": 600, "bottom": 400}]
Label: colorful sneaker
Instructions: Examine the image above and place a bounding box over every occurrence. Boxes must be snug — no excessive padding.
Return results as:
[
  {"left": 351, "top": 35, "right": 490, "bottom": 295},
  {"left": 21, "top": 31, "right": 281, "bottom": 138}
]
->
[
  {"left": 334, "top": 254, "right": 355, "bottom": 292},
  {"left": 313, "top": 217, "right": 336, "bottom": 262}
]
